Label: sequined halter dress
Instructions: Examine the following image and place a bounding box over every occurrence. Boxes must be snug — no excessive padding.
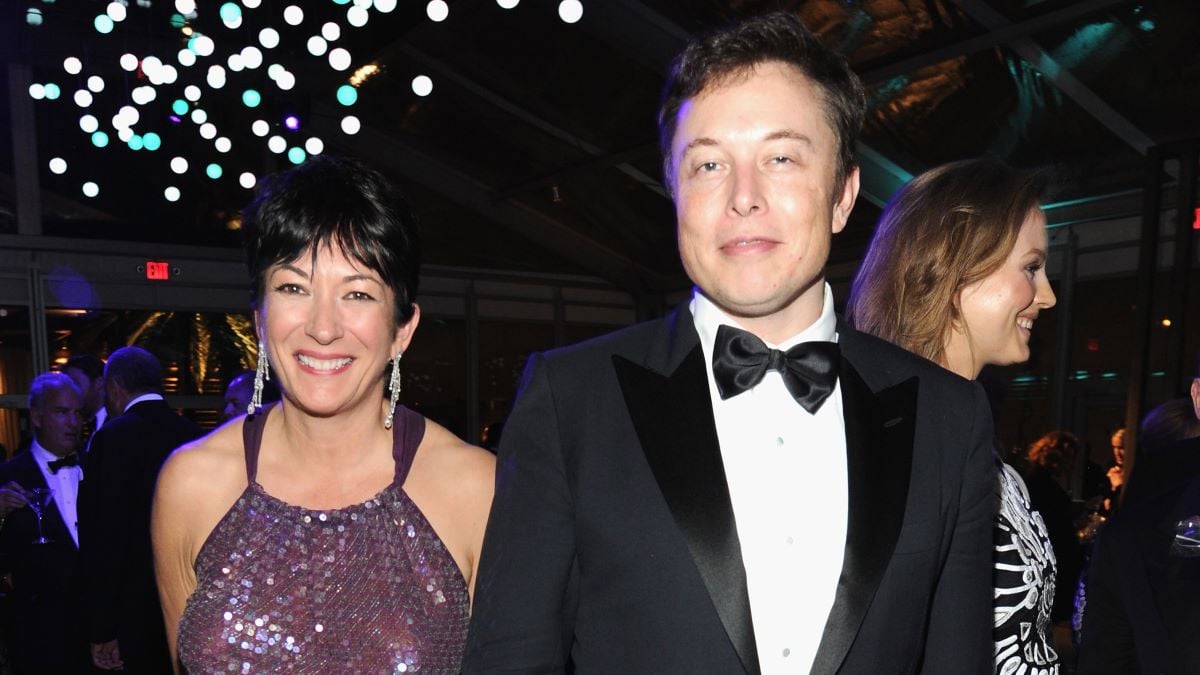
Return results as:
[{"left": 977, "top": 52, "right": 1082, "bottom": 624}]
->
[{"left": 177, "top": 405, "right": 470, "bottom": 674}]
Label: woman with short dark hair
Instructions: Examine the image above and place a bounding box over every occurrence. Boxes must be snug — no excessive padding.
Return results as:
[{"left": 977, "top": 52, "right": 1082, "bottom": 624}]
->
[{"left": 153, "top": 156, "right": 494, "bottom": 673}]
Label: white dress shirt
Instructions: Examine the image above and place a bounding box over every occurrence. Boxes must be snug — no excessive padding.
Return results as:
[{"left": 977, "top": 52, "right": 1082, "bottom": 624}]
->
[
  {"left": 691, "top": 284, "right": 848, "bottom": 674},
  {"left": 123, "top": 393, "right": 164, "bottom": 412},
  {"left": 30, "top": 439, "right": 83, "bottom": 548}
]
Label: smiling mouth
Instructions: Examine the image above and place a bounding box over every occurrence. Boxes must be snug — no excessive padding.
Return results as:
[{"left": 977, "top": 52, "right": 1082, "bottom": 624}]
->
[
  {"left": 296, "top": 354, "right": 353, "bottom": 371},
  {"left": 1017, "top": 317, "right": 1034, "bottom": 331}
]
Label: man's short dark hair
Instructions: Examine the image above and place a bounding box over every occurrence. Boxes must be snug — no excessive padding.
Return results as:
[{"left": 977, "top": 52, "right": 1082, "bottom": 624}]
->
[
  {"left": 657, "top": 11, "right": 866, "bottom": 195},
  {"left": 65, "top": 354, "right": 105, "bottom": 381},
  {"left": 104, "top": 346, "right": 163, "bottom": 396},
  {"left": 241, "top": 155, "right": 421, "bottom": 324}
]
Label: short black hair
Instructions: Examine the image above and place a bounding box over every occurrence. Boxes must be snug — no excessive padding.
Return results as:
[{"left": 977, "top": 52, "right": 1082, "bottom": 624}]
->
[
  {"left": 241, "top": 155, "right": 421, "bottom": 324},
  {"left": 64, "top": 354, "right": 105, "bottom": 381},
  {"left": 657, "top": 11, "right": 866, "bottom": 195},
  {"left": 104, "top": 346, "right": 163, "bottom": 396}
]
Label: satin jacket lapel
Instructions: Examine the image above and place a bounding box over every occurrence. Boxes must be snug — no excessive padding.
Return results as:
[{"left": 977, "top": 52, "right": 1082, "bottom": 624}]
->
[
  {"left": 811, "top": 355, "right": 917, "bottom": 673},
  {"left": 613, "top": 307, "right": 761, "bottom": 675}
]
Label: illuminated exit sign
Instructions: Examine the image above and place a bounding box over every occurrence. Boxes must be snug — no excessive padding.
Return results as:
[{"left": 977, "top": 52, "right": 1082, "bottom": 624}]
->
[{"left": 146, "top": 261, "right": 170, "bottom": 280}]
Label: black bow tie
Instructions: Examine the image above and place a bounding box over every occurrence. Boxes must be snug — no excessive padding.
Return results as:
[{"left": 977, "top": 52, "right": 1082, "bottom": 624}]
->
[
  {"left": 48, "top": 454, "right": 81, "bottom": 474},
  {"left": 712, "top": 324, "right": 840, "bottom": 413}
]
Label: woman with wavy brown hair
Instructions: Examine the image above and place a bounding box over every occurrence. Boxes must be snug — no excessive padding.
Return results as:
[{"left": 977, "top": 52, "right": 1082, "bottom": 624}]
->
[{"left": 847, "top": 157, "right": 1059, "bottom": 673}]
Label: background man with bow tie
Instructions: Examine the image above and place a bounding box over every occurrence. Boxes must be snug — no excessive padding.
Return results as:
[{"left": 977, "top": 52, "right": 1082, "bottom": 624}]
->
[
  {"left": 78, "top": 346, "right": 201, "bottom": 673},
  {"left": 465, "top": 12, "right": 993, "bottom": 674},
  {"left": 0, "top": 372, "right": 90, "bottom": 673}
]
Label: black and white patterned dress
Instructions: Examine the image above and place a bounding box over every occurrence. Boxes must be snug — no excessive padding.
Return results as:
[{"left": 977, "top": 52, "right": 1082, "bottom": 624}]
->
[{"left": 994, "top": 458, "right": 1060, "bottom": 674}]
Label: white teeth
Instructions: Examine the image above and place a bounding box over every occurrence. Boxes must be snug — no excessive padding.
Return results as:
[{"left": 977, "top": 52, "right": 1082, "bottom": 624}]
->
[
  {"left": 296, "top": 354, "right": 352, "bottom": 371},
  {"left": 1017, "top": 318, "right": 1034, "bottom": 330}
]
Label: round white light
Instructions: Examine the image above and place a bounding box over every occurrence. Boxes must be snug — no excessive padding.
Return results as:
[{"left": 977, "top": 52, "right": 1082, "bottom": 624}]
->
[
  {"left": 175, "top": 0, "right": 196, "bottom": 14},
  {"left": 266, "top": 63, "right": 284, "bottom": 80},
  {"left": 328, "top": 47, "right": 351, "bottom": 71},
  {"left": 267, "top": 135, "right": 286, "bottom": 153},
  {"left": 193, "top": 35, "right": 215, "bottom": 57},
  {"left": 497, "top": 0, "right": 519, "bottom": 8},
  {"left": 222, "top": 14, "right": 242, "bottom": 30},
  {"left": 251, "top": 119, "right": 270, "bottom": 136},
  {"left": 87, "top": 76, "right": 105, "bottom": 93},
  {"left": 241, "top": 46, "right": 263, "bottom": 69},
  {"left": 239, "top": 172, "right": 256, "bottom": 189},
  {"left": 306, "top": 36, "right": 327, "bottom": 56},
  {"left": 215, "top": 136, "right": 232, "bottom": 153},
  {"left": 374, "top": 0, "right": 398, "bottom": 11},
  {"left": 184, "top": 84, "right": 202, "bottom": 101},
  {"left": 164, "top": 186, "right": 181, "bottom": 202},
  {"left": 120, "top": 53, "right": 139, "bottom": 71},
  {"left": 170, "top": 157, "right": 188, "bottom": 173},
  {"left": 74, "top": 90, "right": 93, "bottom": 107},
  {"left": 117, "top": 105, "right": 140, "bottom": 126},
  {"left": 206, "top": 65, "right": 226, "bottom": 88},
  {"left": 111, "top": 113, "right": 128, "bottom": 130},
  {"left": 227, "top": 53, "right": 245, "bottom": 71},
  {"left": 304, "top": 137, "right": 324, "bottom": 155},
  {"left": 82, "top": 182, "right": 100, "bottom": 198},
  {"left": 243, "top": 0, "right": 262, "bottom": 7},
  {"left": 558, "top": 0, "right": 582, "bottom": 23},
  {"left": 117, "top": 127, "right": 134, "bottom": 142},
  {"left": 63, "top": 57, "right": 83, "bottom": 75},
  {"left": 106, "top": 2, "right": 127, "bottom": 21},
  {"left": 79, "top": 115, "right": 99, "bottom": 133},
  {"left": 341, "top": 115, "right": 360, "bottom": 135},
  {"left": 347, "top": 6, "right": 368, "bottom": 27},
  {"left": 28, "top": 83, "right": 44, "bottom": 100},
  {"left": 321, "top": 22, "right": 341, "bottom": 41},
  {"left": 132, "top": 86, "right": 156, "bottom": 105},
  {"left": 426, "top": 0, "right": 448, "bottom": 22},
  {"left": 177, "top": 49, "right": 197, "bottom": 67},
  {"left": 190, "top": 108, "right": 207, "bottom": 124},
  {"left": 283, "top": 5, "right": 303, "bottom": 26},
  {"left": 259, "top": 27, "right": 280, "bottom": 48},
  {"left": 160, "top": 65, "right": 179, "bottom": 84},
  {"left": 411, "top": 75, "right": 433, "bottom": 97},
  {"left": 49, "top": 157, "right": 68, "bottom": 175},
  {"left": 275, "top": 70, "right": 296, "bottom": 90},
  {"left": 199, "top": 122, "right": 217, "bottom": 139}
]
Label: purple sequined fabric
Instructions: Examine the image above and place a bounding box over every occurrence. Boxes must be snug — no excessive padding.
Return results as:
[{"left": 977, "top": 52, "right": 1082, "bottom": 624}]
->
[{"left": 178, "top": 406, "right": 469, "bottom": 674}]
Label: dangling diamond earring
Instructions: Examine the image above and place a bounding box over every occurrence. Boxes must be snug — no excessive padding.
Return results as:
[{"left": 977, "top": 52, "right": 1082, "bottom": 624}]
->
[
  {"left": 248, "top": 342, "right": 270, "bottom": 415},
  {"left": 384, "top": 351, "right": 402, "bottom": 430}
]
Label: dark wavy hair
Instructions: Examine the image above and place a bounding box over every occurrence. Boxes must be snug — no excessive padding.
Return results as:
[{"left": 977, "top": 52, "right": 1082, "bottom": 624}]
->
[
  {"left": 241, "top": 155, "right": 421, "bottom": 324},
  {"left": 657, "top": 11, "right": 866, "bottom": 196}
]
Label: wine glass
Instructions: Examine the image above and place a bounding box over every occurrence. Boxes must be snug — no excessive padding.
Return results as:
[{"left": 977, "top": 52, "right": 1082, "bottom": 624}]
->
[{"left": 27, "top": 487, "right": 54, "bottom": 545}]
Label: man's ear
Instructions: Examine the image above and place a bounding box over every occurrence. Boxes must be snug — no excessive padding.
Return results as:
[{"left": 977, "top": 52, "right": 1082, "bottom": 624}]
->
[
  {"left": 832, "top": 167, "right": 860, "bottom": 235},
  {"left": 1190, "top": 377, "right": 1200, "bottom": 421}
]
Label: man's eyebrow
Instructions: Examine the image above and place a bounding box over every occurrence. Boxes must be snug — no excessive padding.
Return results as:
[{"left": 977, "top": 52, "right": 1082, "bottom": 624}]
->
[
  {"left": 681, "top": 137, "right": 719, "bottom": 155},
  {"left": 764, "top": 129, "right": 814, "bottom": 147}
]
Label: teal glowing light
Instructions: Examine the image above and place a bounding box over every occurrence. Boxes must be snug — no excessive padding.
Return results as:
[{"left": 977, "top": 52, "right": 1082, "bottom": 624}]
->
[
  {"left": 333, "top": 0, "right": 351, "bottom": 4},
  {"left": 1139, "top": 19, "right": 1155, "bottom": 32},
  {"left": 128, "top": 135, "right": 145, "bottom": 151},
  {"left": 206, "top": 163, "right": 223, "bottom": 179},
  {"left": 219, "top": 3, "right": 242, "bottom": 23},
  {"left": 26, "top": 8, "right": 43, "bottom": 26},
  {"left": 172, "top": 99, "right": 189, "bottom": 115},
  {"left": 94, "top": 14, "right": 115, "bottom": 33},
  {"left": 287, "top": 147, "right": 306, "bottom": 165},
  {"left": 91, "top": 131, "right": 110, "bottom": 148},
  {"left": 170, "top": 13, "right": 186, "bottom": 28},
  {"left": 335, "top": 85, "right": 358, "bottom": 106},
  {"left": 142, "top": 132, "right": 161, "bottom": 151},
  {"left": 43, "top": 83, "right": 61, "bottom": 99},
  {"left": 242, "top": 89, "right": 262, "bottom": 108},
  {"left": 187, "top": 35, "right": 200, "bottom": 53}
]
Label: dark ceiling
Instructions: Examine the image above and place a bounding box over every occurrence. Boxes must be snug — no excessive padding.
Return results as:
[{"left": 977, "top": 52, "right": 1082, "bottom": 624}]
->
[{"left": 2, "top": 0, "right": 1197, "bottom": 297}]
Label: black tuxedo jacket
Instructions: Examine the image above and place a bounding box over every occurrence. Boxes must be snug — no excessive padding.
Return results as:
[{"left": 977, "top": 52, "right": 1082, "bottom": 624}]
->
[
  {"left": 77, "top": 399, "right": 202, "bottom": 672},
  {"left": 464, "top": 307, "right": 994, "bottom": 674},
  {"left": 1077, "top": 435, "right": 1200, "bottom": 675},
  {"left": 0, "top": 450, "right": 90, "bottom": 673}
]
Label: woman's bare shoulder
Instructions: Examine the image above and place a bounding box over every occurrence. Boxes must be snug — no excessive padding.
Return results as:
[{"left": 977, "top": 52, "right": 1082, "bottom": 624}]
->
[
  {"left": 417, "top": 420, "right": 496, "bottom": 497},
  {"left": 156, "top": 417, "right": 249, "bottom": 528}
]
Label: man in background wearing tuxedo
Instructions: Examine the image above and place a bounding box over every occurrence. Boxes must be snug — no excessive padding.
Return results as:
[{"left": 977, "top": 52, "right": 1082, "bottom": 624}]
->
[
  {"left": 465, "top": 11, "right": 993, "bottom": 674},
  {"left": 79, "top": 346, "right": 202, "bottom": 672},
  {"left": 0, "top": 372, "right": 89, "bottom": 673}
]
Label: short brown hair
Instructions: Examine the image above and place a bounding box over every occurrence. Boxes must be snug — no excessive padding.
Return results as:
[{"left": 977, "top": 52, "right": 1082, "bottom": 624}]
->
[
  {"left": 657, "top": 11, "right": 865, "bottom": 196},
  {"left": 1027, "top": 430, "right": 1080, "bottom": 471},
  {"left": 846, "top": 158, "right": 1047, "bottom": 365}
]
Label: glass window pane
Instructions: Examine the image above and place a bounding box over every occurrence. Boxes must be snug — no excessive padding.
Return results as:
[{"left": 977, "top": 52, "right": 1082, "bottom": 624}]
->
[
  {"left": 478, "top": 320, "right": 555, "bottom": 446},
  {"left": 403, "top": 316, "right": 468, "bottom": 439},
  {"left": 0, "top": 306, "right": 34, "bottom": 454}
]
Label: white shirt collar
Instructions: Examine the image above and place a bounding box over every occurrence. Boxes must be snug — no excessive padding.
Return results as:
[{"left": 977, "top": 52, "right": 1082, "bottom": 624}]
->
[
  {"left": 124, "top": 392, "right": 164, "bottom": 413},
  {"left": 690, "top": 282, "right": 838, "bottom": 354},
  {"left": 29, "top": 438, "right": 70, "bottom": 468}
]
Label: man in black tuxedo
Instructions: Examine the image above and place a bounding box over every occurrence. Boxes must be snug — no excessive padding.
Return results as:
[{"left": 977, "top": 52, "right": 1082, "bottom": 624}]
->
[
  {"left": 64, "top": 354, "right": 107, "bottom": 450},
  {"left": 78, "top": 346, "right": 202, "bottom": 673},
  {"left": 464, "top": 12, "right": 993, "bottom": 674},
  {"left": 1077, "top": 372, "right": 1200, "bottom": 673},
  {"left": 0, "top": 372, "right": 90, "bottom": 674}
]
